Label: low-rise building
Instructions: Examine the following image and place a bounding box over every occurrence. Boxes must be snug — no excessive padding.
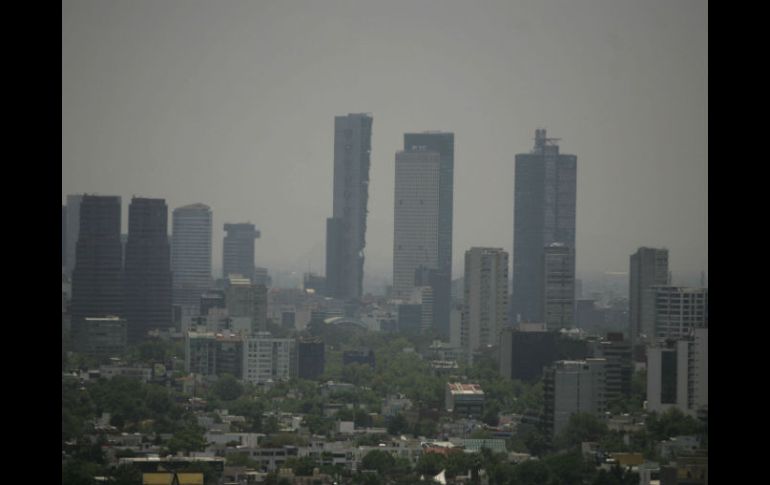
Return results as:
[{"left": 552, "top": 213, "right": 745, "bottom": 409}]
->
[{"left": 445, "top": 383, "right": 485, "bottom": 417}]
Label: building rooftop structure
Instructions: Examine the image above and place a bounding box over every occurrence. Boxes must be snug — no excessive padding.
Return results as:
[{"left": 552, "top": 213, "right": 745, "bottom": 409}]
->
[{"left": 447, "top": 383, "right": 484, "bottom": 396}]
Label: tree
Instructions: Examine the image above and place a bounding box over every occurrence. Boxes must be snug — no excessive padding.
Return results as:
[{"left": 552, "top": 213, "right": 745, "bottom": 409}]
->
[
  {"left": 415, "top": 452, "right": 446, "bottom": 476},
  {"left": 361, "top": 449, "right": 395, "bottom": 474},
  {"left": 557, "top": 413, "right": 609, "bottom": 450},
  {"left": 511, "top": 459, "right": 551, "bottom": 485},
  {"left": 212, "top": 373, "right": 244, "bottom": 402},
  {"left": 387, "top": 413, "right": 409, "bottom": 436}
]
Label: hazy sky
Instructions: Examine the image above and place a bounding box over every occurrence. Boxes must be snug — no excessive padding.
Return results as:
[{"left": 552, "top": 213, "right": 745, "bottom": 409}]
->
[{"left": 62, "top": 0, "right": 707, "bottom": 286}]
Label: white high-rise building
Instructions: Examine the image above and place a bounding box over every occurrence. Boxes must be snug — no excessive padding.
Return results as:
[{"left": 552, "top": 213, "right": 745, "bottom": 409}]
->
[
  {"left": 647, "top": 328, "right": 708, "bottom": 417},
  {"left": 461, "top": 248, "right": 509, "bottom": 357},
  {"left": 242, "top": 333, "right": 296, "bottom": 385},
  {"left": 172, "top": 203, "right": 213, "bottom": 315},
  {"left": 651, "top": 286, "right": 708, "bottom": 340},
  {"left": 392, "top": 148, "right": 441, "bottom": 300}
]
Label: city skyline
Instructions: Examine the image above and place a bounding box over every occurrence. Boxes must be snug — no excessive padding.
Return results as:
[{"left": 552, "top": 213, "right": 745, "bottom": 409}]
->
[{"left": 62, "top": 0, "right": 707, "bottom": 287}]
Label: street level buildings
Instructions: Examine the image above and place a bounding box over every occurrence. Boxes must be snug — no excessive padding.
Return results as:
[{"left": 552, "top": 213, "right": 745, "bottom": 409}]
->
[
  {"left": 124, "top": 197, "right": 173, "bottom": 343},
  {"left": 512, "top": 129, "right": 577, "bottom": 325},
  {"left": 326, "top": 113, "right": 373, "bottom": 301}
]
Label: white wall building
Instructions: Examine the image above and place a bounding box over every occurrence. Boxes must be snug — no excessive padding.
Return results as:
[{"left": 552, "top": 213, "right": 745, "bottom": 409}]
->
[
  {"left": 242, "top": 333, "right": 296, "bottom": 385},
  {"left": 647, "top": 328, "right": 708, "bottom": 417},
  {"left": 461, "top": 248, "right": 509, "bottom": 357}
]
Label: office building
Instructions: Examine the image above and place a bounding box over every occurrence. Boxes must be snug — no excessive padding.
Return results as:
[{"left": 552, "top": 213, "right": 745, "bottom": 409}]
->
[
  {"left": 543, "top": 243, "right": 574, "bottom": 329},
  {"left": 544, "top": 359, "right": 607, "bottom": 438},
  {"left": 499, "top": 323, "right": 558, "bottom": 383},
  {"left": 77, "top": 316, "right": 127, "bottom": 356},
  {"left": 223, "top": 223, "right": 260, "bottom": 281},
  {"left": 325, "top": 113, "right": 373, "bottom": 300},
  {"left": 124, "top": 197, "right": 173, "bottom": 343},
  {"left": 225, "top": 276, "right": 267, "bottom": 335},
  {"left": 171, "top": 204, "right": 212, "bottom": 315},
  {"left": 445, "top": 383, "right": 484, "bottom": 417},
  {"left": 512, "top": 129, "right": 577, "bottom": 324},
  {"left": 65, "top": 194, "right": 84, "bottom": 276},
  {"left": 242, "top": 333, "right": 296, "bottom": 384},
  {"left": 461, "top": 248, "right": 509, "bottom": 357},
  {"left": 651, "top": 286, "right": 708, "bottom": 340},
  {"left": 70, "top": 195, "right": 124, "bottom": 345},
  {"left": 392, "top": 147, "right": 441, "bottom": 301},
  {"left": 403, "top": 131, "right": 454, "bottom": 339},
  {"left": 297, "top": 336, "right": 325, "bottom": 380},
  {"left": 629, "top": 247, "right": 669, "bottom": 344},
  {"left": 647, "top": 328, "right": 708, "bottom": 417},
  {"left": 342, "top": 349, "right": 375, "bottom": 369},
  {"left": 185, "top": 330, "right": 244, "bottom": 379},
  {"left": 588, "top": 333, "right": 633, "bottom": 402}
]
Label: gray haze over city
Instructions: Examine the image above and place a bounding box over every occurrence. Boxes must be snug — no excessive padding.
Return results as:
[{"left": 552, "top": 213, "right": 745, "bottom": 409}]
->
[{"left": 62, "top": 0, "right": 707, "bottom": 292}]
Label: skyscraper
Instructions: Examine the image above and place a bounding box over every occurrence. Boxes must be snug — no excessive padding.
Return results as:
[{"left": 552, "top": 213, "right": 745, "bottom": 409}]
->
[
  {"left": 70, "top": 195, "right": 124, "bottom": 346},
  {"left": 62, "top": 205, "right": 67, "bottom": 269},
  {"left": 543, "top": 243, "right": 575, "bottom": 329},
  {"left": 403, "top": 131, "right": 454, "bottom": 339},
  {"left": 512, "top": 129, "right": 577, "bottom": 325},
  {"left": 629, "top": 247, "right": 669, "bottom": 344},
  {"left": 461, "top": 247, "right": 509, "bottom": 360},
  {"left": 124, "top": 197, "right": 173, "bottom": 343},
  {"left": 222, "top": 223, "right": 260, "bottom": 281},
  {"left": 392, "top": 147, "right": 440, "bottom": 300},
  {"left": 171, "top": 203, "right": 212, "bottom": 313},
  {"left": 65, "top": 194, "right": 84, "bottom": 277},
  {"left": 325, "top": 113, "right": 373, "bottom": 300}
]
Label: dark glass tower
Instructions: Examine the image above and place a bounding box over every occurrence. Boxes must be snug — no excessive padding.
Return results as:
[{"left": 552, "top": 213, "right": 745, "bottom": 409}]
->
[
  {"left": 70, "top": 195, "right": 124, "bottom": 345},
  {"left": 222, "top": 223, "right": 259, "bottom": 281},
  {"left": 124, "top": 197, "right": 173, "bottom": 342},
  {"left": 512, "top": 129, "right": 577, "bottom": 325},
  {"left": 325, "top": 113, "right": 373, "bottom": 300},
  {"left": 403, "top": 131, "right": 454, "bottom": 339}
]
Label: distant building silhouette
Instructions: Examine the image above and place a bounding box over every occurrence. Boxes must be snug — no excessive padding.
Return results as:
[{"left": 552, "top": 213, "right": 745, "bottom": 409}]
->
[
  {"left": 64, "top": 194, "right": 84, "bottom": 277},
  {"left": 223, "top": 223, "right": 259, "bottom": 281},
  {"left": 172, "top": 203, "right": 212, "bottom": 315},
  {"left": 70, "top": 195, "right": 124, "bottom": 347},
  {"left": 629, "top": 247, "right": 669, "bottom": 344},
  {"left": 61, "top": 205, "right": 67, "bottom": 269},
  {"left": 297, "top": 336, "right": 325, "bottom": 380},
  {"left": 512, "top": 129, "right": 576, "bottom": 325},
  {"left": 403, "top": 131, "right": 454, "bottom": 340},
  {"left": 124, "top": 197, "right": 173, "bottom": 342},
  {"left": 325, "top": 113, "right": 373, "bottom": 301}
]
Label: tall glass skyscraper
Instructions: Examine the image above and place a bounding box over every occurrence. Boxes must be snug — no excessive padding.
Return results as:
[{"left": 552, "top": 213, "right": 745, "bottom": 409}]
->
[
  {"left": 325, "top": 113, "right": 373, "bottom": 300},
  {"left": 70, "top": 195, "right": 124, "bottom": 345},
  {"left": 402, "top": 131, "right": 454, "bottom": 339},
  {"left": 124, "top": 197, "right": 173, "bottom": 342},
  {"left": 171, "top": 203, "right": 212, "bottom": 313},
  {"left": 512, "top": 129, "right": 577, "bottom": 326}
]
